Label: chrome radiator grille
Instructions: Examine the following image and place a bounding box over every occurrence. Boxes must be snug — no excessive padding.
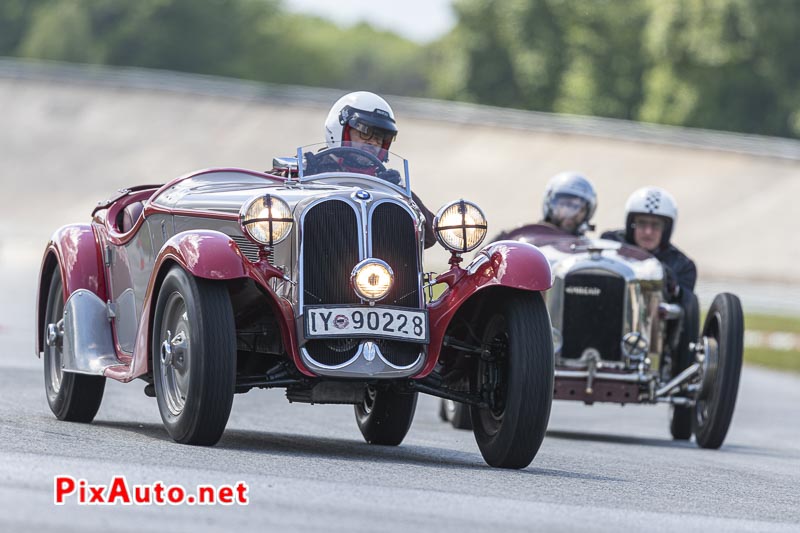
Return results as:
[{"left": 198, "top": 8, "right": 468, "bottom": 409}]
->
[
  {"left": 302, "top": 200, "right": 360, "bottom": 307},
  {"left": 562, "top": 272, "right": 625, "bottom": 361},
  {"left": 371, "top": 202, "right": 420, "bottom": 308},
  {"left": 302, "top": 200, "right": 361, "bottom": 364},
  {"left": 301, "top": 198, "right": 423, "bottom": 368}
]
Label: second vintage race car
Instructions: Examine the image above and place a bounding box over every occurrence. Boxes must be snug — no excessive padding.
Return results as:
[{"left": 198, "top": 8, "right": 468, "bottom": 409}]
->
[
  {"left": 442, "top": 223, "right": 744, "bottom": 449},
  {"left": 35, "top": 144, "right": 555, "bottom": 469}
]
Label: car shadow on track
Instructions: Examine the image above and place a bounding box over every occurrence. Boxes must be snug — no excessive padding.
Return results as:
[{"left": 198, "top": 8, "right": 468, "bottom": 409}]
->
[
  {"left": 546, "top": 429, "right": 785, "bottom": 458},
  {"left": 220, "top": 429, "right": 625, "bottom": 481},
  {"left": 546, "top": 429, "right": 696, "bottom": 449},
  {"left": 91, "top": 420, "right": 621, "bottom": 480}
]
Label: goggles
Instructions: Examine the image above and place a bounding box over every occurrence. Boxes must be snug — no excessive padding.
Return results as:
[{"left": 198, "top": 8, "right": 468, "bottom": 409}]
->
[
  {"left": 349, "top": 120, "right": 397, "bottom": 144},
  {"left": 550, "top": 194, "right": 587, "bottom": 217}
]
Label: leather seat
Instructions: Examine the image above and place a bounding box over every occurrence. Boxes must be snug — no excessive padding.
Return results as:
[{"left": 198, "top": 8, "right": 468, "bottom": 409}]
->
[{"left": 120, "top": 201, "right": 144, "bottom": 233}]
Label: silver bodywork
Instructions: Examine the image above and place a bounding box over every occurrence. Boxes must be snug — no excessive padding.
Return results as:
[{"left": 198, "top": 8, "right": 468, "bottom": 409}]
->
[
  {"left": 101, "top": 170, "right": 427, "bottom": 378},
  {"left": 541, "top": 239, "right": 664, "bottom": 370},
  {"left": 60, "top": 289, "right": 120, "bottom": 375}
]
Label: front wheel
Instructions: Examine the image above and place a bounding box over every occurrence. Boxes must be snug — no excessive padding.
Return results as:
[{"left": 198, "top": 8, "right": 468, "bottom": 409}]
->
[
  {"left": 470, "top": 291, "right": 554, "bottom": 469},
  {"left": 43, "top": 268, "right": 105, "bottom": 422},
  {"left": 355, "top": 386, "right": 418, "bottom": 446},
  {"left": 152, "top": 266, "right": 236, "bottom": 446},
  {"left": 693, "top": 293, "right": 743, "bottom": 449}
]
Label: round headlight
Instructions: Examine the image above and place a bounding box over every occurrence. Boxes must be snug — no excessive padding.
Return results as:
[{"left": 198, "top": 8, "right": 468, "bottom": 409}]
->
[
  {"left": 240, "top": 194, "right": 293, "bottom": 246},
  {"left": 433, "top": 200, "right": 488, "bottom": 253},
  {"left": 351, "top": 259, "right": 394, "bottom": 302}
]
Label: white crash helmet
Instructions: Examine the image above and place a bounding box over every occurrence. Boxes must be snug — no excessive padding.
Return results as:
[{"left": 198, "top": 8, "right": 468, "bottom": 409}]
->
[
  {"left": 324, "top": 91, "right": 398, "bottom": 160},
  {"left": 542, "top": 172, "right": 598, "bottom": 235},
  {"left": 624, "top": 186, "right": 678, "bottom": 248}
]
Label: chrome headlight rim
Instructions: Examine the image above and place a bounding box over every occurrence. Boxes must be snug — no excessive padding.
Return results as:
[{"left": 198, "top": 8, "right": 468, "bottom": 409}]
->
[
  {"left": 350, "top": 258, "right": 395, "bottom": 302},
  {"left": 239, "top": 193, "right": 293, "bottom": 247},
  {"left": 433, "top": 199, "right": 488, "bottom": 253}
]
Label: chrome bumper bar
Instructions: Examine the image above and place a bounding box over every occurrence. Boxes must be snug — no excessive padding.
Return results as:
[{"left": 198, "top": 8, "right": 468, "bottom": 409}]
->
[
  {"left": 555, "top": 362, "right": 700, "bottom": 406},
  {"left": 555, "top": 369, "right": 650, "bottom": 383}
]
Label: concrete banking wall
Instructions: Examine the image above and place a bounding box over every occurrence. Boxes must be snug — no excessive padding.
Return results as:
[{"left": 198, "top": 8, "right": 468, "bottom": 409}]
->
[{"left": 1, "top": 59, "right": 798, "bottom": 289}]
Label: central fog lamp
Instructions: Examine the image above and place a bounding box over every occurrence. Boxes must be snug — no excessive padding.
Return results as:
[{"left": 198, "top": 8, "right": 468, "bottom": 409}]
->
[{"left": 351, "top": 259, "right": 394, "bottom": 302}]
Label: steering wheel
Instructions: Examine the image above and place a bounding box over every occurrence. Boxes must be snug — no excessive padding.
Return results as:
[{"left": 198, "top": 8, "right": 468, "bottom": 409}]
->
[{"left": 305, "top": 146, "right": 387, "bottom": 175}]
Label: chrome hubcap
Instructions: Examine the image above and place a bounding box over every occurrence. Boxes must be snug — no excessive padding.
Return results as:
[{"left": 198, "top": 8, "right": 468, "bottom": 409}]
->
[{"left": 158, "top": 293, "right": 191, "bottom": 416}]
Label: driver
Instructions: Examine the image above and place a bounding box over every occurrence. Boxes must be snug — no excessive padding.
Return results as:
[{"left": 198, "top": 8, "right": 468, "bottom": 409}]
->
[
  {"left": 324, "top": 91, "right": 398, "bottom": 162},
  {"left": 492, "top": 172, "right": 597, "bottom": 242},
  {"left": 320, "top": 91, "right": 437, "bottom": 249},
  {"left": 601, "top": 186, "right": 696, "bottom": 298},
  {"left": 540, "top": 172, "right": 597, "bottom": 236}
]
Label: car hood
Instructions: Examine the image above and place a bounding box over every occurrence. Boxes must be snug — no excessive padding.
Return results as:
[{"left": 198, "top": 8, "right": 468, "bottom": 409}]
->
[{"left": 150, "top": 169, "right": 409, "bottom": 216}]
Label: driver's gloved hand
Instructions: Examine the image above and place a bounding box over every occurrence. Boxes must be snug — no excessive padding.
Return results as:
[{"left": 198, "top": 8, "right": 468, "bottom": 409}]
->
[
  {"left": 304, "top": 151, "right": 341, "bottom": 174},
  {"left": 377, "top": 169, "right": 401, "bottom": 185}
]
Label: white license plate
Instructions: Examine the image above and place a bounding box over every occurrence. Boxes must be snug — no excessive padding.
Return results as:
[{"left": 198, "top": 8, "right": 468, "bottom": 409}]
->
[{"left": 304, "top": 306, "right": 428, "bottom": 343}]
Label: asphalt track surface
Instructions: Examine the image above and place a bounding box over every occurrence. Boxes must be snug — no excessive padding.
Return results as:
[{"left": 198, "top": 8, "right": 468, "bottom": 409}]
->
[{"left": 1, "top": 257, "right": 799, "bottom": 532}]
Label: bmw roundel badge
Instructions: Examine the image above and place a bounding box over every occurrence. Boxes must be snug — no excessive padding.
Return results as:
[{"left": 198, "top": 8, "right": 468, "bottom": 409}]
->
[{"left": 355, "top": 190, "right": 371, "bottom": 200}]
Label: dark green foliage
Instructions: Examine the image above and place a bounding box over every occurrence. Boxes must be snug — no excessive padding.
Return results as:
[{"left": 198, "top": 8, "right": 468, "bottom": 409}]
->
[
  {"left": 640, "top": 0, "right": 800, "bottom": 137},
  {"left": 439, "top": 0, "right": 799, "bottom": 138},
  {"left": 3, "top": 0, "right": 799, "bottom": 138}
]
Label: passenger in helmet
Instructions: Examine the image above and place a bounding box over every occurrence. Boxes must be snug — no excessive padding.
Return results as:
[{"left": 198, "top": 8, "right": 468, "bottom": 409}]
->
[
  {"left": 604, "top": 188, "right": 699, "bottom": 421},
  {"left": 601, "top": 186, "right": 696, "bottom": 298}
]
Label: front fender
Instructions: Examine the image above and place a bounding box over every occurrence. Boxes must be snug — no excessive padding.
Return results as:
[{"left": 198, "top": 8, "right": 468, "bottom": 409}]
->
[
  {"left": 35, "top": 224, "right": 106, "bottom": 356},
  {"left": 418, "top": 241, "right": 552, "bottom": 377},
  {"left": 155, "top": 230, "right": 249, "bottom": 280},
  {"left": 117, "top": 230, "right": 311, "bottom": 381},
  {"left": 121, "top": 230, "right": 249, "bottom": 380}
]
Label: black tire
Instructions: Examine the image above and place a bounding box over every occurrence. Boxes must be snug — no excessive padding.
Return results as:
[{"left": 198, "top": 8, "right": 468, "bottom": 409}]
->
[
  {"left": 693, "top": 293, "right": 743, "bottom": 449},
  {"left": 355, "top": 386, "right": 418, "bottom": 446},
  {"left": 470, "top": 291, "right": 554, "bottom": 469},
  {"left": 438, "top": 398, "right": 449, "bottom": 422},
  {"left": 152, "top": 266, "right": 236, "bottom": 445},
  {"left": 670, "top": 291, "right": 699, "bottom": 440},
  {"left": 43, "top": 268, "right": 106, "bottom": 422},
  {"left": 445, "top": 400, "right": 473, "bottom": 430}
]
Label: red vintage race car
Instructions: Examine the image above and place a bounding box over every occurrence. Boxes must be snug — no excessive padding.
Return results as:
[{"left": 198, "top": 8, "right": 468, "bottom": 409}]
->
[{"left": 35, "top": 145, "right": 554, "bottom": 469}]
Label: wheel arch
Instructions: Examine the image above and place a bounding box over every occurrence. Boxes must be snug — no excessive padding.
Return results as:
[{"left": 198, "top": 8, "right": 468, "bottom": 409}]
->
[
  {"left": 127, "top": 230, "right": 306, "bottom": 381},
  {"left": 419, "top": 285, "right": 550, "bottom": 378},
  {"left": 35, "top": 224, "right": 107, "bottom": 357},
  {"left": 35, "top": 250, "right": 59, "bottom": 357}
]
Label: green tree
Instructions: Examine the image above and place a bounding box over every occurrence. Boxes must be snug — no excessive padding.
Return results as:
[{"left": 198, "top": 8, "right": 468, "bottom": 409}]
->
[
  {"left": 87, "top": 0, "right": 279, "bottom": 77},
  {"left": 553, "top": 0, "right": 649, "bottom": 120},
  {"left": 0, "top": 0, "right": 45, "bottom": 55},
  {"left": 18, "top": 1, "right": 98, "bottom": 62},
  {"left": 640, "top": 0, "right": 800, "bottom": 137},
  {"left": 434, "top": 0, "right": 649, "bottom": 120},
  {"left": 434, "top": 0, "right": 566, "bottom": 109}
]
